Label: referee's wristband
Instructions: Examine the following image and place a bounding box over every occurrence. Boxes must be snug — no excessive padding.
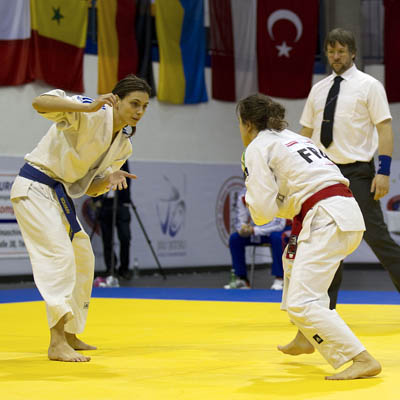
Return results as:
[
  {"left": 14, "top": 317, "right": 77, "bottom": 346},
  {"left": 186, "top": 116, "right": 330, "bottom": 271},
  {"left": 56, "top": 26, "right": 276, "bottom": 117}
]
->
[{"left": 377, "top": 155, "right": 392, "bottom": 176}]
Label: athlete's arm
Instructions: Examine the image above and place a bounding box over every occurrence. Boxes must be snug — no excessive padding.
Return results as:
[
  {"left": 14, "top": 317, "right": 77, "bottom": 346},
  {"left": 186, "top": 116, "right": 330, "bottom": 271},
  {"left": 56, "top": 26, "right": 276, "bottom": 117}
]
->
[
  {"left": 371, "top": 118, "right": 393, "bottom": 200},
  {"left": 32, "top": 93, "right": 118, "bottom": 113}
]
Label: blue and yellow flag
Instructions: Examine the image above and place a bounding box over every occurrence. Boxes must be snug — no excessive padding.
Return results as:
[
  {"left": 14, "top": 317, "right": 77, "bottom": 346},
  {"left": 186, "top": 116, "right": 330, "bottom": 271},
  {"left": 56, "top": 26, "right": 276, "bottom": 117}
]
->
[{"left": 155, "top": 0, "right": 208, "bottom": 104}]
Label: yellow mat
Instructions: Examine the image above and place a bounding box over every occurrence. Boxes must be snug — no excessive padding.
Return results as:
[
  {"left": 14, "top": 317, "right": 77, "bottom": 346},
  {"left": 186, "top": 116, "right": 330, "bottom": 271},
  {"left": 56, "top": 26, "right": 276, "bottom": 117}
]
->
[{"left": 0, "top": 298, "right": 399, "bottom": 400}]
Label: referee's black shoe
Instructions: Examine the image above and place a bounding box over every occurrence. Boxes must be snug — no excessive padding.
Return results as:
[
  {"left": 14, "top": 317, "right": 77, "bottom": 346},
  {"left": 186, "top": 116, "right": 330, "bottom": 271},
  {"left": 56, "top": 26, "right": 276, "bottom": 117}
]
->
[{"left": 118, "top": 268, "right": 133, "bottom": 281}]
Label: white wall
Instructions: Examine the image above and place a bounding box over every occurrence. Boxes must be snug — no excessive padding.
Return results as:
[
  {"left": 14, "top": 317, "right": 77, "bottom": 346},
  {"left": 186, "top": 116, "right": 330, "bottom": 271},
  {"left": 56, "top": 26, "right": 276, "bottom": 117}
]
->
[
  {"left": 1, "top": 55, "right": 400, "bottom": 162},
  {"left": 1, "top": 56, "right": 400, "bottom": 275}
]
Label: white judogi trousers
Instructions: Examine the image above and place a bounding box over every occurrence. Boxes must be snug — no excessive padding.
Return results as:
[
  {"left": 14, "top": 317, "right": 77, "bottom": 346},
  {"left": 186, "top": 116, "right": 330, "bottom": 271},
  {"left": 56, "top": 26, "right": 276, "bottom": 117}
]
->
[
  {"left": 11, "top": 179, "right": 94, "bottom": 333},
  {"left": 281, "top": 205, "right": 365, "bottom": 369}
]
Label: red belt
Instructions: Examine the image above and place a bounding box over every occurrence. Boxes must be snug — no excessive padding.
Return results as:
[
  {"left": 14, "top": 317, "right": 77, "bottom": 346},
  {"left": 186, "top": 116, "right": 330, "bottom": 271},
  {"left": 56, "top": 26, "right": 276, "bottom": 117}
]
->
[{"left": 286, "top": 183, "right": 353, "bottom": 259}]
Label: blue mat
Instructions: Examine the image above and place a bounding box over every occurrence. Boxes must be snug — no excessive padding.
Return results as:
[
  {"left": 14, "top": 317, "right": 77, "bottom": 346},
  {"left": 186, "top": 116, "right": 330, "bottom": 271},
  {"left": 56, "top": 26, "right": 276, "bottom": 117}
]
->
[{"left": 0, "top": 287, "right": 399, "bottom": 305}]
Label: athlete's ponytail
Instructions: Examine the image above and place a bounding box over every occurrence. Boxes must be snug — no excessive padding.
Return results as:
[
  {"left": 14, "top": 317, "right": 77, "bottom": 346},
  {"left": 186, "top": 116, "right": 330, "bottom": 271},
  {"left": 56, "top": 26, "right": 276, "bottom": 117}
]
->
[{"left": 236, "top": 94, "right": 288, "bottom": 132}]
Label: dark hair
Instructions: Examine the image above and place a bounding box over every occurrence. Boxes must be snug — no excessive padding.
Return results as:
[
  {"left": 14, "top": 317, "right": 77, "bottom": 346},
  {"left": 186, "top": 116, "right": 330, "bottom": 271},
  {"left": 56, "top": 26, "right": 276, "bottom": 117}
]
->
[
  {"left": 324, "top": 28, "right": 357, "bottom": 55},
  {"left": 112, "top": 74, "right": 152, "bottom": 99},
  {"left": 112, "top": 74, "right": 151, "bottom": 137},
  {"left": 236, "top": 94, "right": 288, "bottom": 132}
]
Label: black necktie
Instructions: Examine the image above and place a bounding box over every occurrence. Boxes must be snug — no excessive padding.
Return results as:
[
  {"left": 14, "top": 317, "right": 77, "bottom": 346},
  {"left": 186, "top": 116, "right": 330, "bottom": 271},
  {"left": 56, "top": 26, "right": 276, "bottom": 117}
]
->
[{"left": 320, "top": 76, "right": 343, "bottom": 148}]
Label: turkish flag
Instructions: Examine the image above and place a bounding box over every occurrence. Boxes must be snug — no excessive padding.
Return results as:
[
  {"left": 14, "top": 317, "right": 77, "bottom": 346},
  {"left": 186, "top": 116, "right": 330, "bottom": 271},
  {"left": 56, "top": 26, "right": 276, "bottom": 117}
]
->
[
  {"left": 384, "top": 0, "right": 400, "bottom": 103},
  {"left": 257, "top": 0, "right": 318, "bottom": 98}
]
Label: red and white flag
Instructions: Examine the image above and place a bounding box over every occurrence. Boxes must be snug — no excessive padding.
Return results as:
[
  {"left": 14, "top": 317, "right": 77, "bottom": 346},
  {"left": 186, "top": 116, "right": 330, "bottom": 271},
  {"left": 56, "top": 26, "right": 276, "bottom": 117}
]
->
[
  {"left": 384, "top": 0, "right": 400, "bottom": 103},
  {"left": 0, "top": 0, "right": 33, "bottom": 86},
  {"left": 257, "top": 0, "right": 318, "bottom": 98},
  {"left": 209, "top": 0, "right": 258, "bottom": 101}
]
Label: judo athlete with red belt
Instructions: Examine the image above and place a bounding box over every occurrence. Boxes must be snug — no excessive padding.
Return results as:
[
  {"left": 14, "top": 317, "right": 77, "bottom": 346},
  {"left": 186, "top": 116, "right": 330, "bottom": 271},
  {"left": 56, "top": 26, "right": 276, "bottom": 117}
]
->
[
  {"left": 237, "top": 93, "right": 381, "bottom": 380},
  {"left": 10, "top": 75, "right": 151, "bottom": 362}
]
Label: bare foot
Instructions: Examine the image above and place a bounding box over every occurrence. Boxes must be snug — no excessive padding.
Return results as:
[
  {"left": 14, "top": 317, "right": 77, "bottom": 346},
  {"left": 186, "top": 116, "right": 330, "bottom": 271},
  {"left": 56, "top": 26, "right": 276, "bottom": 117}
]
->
[
  {"left": 48, "top": 341, "right": 91, "bottom": 362},
  {"left": 65, "top": 332, "right": 97, "bottom": 351},
  {"left": 325, "top": 350, "right": 381, "bottom": 380},
  {"left": 48, "top": 315, "right": 91, "bottom": 362},
  {"left": 278, "top": 330, "right": 315, "bottom": 355}
]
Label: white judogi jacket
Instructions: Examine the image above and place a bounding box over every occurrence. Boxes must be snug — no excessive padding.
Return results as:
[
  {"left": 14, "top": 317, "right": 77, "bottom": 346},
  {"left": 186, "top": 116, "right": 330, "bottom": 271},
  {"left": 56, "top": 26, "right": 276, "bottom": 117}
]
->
[
  {"left": 244, "top": 128, "right": 365, "bottom": 240},
  {"left": 11, "top": 90, "right": 132, "bottom": 199},
  {"left": 244, "top": 128, "right": 367, "bottom": 370}
]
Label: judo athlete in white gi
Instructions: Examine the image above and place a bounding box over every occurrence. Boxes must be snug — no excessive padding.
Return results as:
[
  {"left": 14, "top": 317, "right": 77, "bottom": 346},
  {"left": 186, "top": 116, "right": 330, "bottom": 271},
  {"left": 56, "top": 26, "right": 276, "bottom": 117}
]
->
[
  {"left": 10, "top": 75, "right": 151, "bottom": 362},
  {"left": 237, "top": 94, "right": 381, "bottom": 380}
]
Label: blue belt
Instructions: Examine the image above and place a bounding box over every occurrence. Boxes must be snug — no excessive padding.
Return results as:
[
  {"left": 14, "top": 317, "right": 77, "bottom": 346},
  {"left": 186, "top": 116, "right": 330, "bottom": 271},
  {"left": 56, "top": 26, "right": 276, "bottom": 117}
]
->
[{"left": 19, "top": 163, "right": 81, "bottom": 240}]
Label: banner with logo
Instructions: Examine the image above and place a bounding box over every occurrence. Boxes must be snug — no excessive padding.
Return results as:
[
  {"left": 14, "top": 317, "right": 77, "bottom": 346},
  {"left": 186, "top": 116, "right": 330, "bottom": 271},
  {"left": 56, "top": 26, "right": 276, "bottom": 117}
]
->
[
  {"left": 78, "top": 161, "right": 245, "bottom": 270},
  {"left": 3, "top": 157, "right": 400, "bottom": 272},
  {"left": 0, "top": 172, "right": 27, "bottom": 258}
]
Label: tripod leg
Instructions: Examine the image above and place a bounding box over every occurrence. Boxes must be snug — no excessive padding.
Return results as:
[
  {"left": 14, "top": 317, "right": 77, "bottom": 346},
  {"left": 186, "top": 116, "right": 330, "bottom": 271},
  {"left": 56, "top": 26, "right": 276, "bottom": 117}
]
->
[{"left": 130, "top": 200, "right": 166, "bottom": 279}]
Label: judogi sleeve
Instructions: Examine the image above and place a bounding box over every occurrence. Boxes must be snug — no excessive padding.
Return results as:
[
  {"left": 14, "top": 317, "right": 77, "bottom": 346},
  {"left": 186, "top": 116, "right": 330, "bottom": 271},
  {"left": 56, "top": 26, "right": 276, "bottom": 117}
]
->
[
  {"left": 36, "top": 89, "right": 92, "bottom": 129},
  {"left": 253, "top": 217, "right": 286, "bottom": 236},
  {"left": 244, "top": 144, "right": 279, "bottom": 225}
]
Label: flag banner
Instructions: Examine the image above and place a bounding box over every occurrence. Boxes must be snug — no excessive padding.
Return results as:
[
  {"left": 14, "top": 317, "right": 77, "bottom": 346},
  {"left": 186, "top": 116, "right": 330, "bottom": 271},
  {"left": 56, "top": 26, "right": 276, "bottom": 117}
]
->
[
  {"left": 135, "top": 0, "right": 156, "bottom": 97},
  {"left": 384, "top": 0, "right": 400, "bottom": 103},
  {"left": 30, "top": 0, "right": 88, "bottom": 92},
  {"left": 257, "top": 0, "right": 318, "bottom": 99},
  {"left": 85, "top": 3, "right": 98, "bottom": 55},
  {"left": 98, "top": 0, "right": 138, "bottom": 94},
  {"left": 0, "top": 0, "right": 33, "bottom": 86},
  {"left": 155, "top": 0, "right": 208, "bottom": 104},
  {"left": 209, "top": 0, "right": 258, "bottom": 102}
]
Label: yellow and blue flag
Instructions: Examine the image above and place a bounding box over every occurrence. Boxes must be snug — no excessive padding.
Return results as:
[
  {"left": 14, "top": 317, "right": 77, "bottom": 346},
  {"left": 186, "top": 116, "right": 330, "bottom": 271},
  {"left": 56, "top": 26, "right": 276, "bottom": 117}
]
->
[{"left": 155, "top": 0, "right": 208, "bottom": 104}]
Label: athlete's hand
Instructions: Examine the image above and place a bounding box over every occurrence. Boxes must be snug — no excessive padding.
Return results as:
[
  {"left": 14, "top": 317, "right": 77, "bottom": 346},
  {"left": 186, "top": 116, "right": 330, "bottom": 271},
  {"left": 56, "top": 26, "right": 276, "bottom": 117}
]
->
[
  {"left": 85, "top": 93, "right": 118, "bottom": 112},
  {"left": 107, "top": 170, "right": 137, "bottom": 191},
  {"left": 239, "top": 224, "right": 253, "bottom": 237},
  {"left": 371, "top": 174, "right": 390, "bottom": 200}
]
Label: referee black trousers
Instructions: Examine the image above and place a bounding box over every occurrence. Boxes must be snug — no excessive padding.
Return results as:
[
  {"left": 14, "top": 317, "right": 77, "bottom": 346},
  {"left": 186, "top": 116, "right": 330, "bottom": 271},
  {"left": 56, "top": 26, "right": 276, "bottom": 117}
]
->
[
  {"left": 328, "top": 160, "right": 400, "bottom": 309},
  {"left": 100, "top": 201, "right": 131, "bottom": 273}
]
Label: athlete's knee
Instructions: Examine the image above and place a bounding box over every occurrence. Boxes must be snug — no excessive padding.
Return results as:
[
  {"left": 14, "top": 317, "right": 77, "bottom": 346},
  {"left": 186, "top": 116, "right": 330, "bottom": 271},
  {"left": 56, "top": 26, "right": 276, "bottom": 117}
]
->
[{"left": 286, "top": 298, "right": 316, "bottom": 324}]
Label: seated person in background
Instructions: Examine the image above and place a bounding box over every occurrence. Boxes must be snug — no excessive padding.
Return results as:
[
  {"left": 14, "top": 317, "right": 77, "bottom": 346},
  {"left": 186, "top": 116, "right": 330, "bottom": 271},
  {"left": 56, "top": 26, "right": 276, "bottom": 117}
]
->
[
  {"left": 98, "top": 161, "right": 133, "bottom": 280},
  {"left": 224, "top": 187, "right": 289, "bottom": 290}
]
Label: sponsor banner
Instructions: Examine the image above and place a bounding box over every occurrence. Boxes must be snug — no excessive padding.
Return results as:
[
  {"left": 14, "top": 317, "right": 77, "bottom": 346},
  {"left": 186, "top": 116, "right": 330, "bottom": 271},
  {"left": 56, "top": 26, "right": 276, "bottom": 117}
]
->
[
  {"left": 79, "top": 161, "right": 244, "bottom": 270},
  {"left": 3, "top": 158, "right": 400, "bottom": 270},
  {"left": 0, "top": 172, "right": 27, "bottom": 258}
]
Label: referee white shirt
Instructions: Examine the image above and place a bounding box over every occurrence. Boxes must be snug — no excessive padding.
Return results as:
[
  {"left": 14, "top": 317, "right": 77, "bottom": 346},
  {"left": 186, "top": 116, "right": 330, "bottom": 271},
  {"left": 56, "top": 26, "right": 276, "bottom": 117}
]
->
[{"left": 300, "top": 64, "right": 392, "bottom": 164}]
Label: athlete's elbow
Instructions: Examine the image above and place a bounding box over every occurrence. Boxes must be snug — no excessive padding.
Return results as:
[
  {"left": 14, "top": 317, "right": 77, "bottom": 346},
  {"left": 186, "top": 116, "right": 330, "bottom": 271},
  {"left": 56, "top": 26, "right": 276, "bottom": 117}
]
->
[
  {"left": 250, "top": 210, "right": 272, "bottom": 226},
  {"left": 32, "top": 97, "right": 47, "bottom": 112},
  {"left": 32, "top": 97, "right": 40, "bottom": 110}
]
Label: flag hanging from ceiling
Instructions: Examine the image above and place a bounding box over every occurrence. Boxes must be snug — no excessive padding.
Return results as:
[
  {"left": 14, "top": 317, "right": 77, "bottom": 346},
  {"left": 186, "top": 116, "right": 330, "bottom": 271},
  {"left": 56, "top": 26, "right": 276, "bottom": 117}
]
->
[
  {"left": 135, "top": 0, "right": 156, "bottom": 97},
  {"left": 30, "top": 0, "right": 88, "bottom": 92},
  {"left": 155, "top": 0, "right": 208, "bottom": 104},
  {"left": 257, "top": 0, "right": 318, "bottom": 99},
  {"left": 209, "top": 0, "right": 258, "bottom": 102},
  {"left": 384, "top": 0, "right": 400, "bottom": 103},
  {"left": 97, "top": 0, "right": 138, "bottom": 94},
  {"left": 0, "top": 0, "right": 33, "bottom": 86}
]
